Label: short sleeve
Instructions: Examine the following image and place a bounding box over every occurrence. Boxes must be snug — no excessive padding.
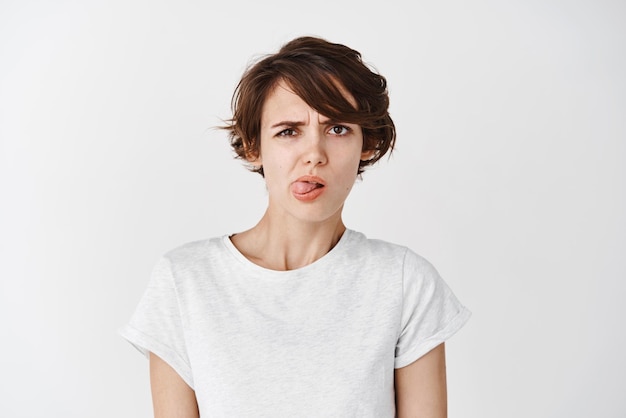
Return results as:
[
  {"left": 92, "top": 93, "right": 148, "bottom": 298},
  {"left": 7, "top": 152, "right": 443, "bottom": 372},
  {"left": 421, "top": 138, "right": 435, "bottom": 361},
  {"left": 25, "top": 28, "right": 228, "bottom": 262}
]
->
[
  {"left": 118, "top": 256, "right": 194, "bottom": 388},
  {"left": 394, "top": 249, "right": 471, "bottom": 368}
]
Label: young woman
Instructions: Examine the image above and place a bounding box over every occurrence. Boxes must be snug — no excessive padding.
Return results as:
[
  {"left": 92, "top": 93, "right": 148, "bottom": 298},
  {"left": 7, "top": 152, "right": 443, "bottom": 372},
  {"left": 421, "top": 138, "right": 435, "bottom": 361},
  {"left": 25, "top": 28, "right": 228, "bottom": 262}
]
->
[{"left": 120, "top": 36, "right": 471, "bottom": 417}]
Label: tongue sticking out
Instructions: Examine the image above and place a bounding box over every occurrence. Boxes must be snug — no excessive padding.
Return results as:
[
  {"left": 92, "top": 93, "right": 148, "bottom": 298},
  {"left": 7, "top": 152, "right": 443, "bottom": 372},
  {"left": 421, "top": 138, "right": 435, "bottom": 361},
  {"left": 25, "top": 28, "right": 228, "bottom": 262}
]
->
[{"left": 292, "top": 181, "right": 322, "bottom": 194}]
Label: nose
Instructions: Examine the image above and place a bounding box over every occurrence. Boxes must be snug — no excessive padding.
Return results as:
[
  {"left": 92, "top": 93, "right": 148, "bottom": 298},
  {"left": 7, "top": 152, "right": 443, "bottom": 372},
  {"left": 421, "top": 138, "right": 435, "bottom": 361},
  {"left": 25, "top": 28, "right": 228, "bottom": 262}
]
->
[{"left": 302, "top": 130, "right": 327, "bottom": 166}]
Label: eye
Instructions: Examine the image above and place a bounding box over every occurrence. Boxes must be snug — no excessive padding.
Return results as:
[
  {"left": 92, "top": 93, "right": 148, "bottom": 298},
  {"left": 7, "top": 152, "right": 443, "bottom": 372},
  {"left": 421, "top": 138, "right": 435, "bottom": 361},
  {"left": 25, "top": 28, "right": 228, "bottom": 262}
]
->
[
  {"left": 277, "top": 128, "right": 298, "bottom": 137},
  {"left": 328, "top": 125, "right": 351, "bottom": 136}
]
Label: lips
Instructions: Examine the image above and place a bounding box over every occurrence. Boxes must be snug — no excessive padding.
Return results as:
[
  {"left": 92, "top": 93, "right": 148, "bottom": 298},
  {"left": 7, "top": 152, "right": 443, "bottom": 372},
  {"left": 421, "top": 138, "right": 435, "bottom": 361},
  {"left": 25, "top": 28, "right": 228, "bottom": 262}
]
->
[
  {"left": 292, "top": 181, "right": 322, "bottom": 194},
  {"left": 291, "top": 176, "right": 325, "bottom": 201}
]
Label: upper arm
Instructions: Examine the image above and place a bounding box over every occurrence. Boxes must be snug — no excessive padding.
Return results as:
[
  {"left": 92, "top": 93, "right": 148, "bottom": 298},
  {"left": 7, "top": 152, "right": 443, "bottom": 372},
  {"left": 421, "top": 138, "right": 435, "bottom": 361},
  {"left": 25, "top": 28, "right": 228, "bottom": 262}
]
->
[
  {"left": 394, "top": 343, "right": 448, "bottom": 418},
  {"left": 149, "top": 352, "right": 199, "bottom": 418}
]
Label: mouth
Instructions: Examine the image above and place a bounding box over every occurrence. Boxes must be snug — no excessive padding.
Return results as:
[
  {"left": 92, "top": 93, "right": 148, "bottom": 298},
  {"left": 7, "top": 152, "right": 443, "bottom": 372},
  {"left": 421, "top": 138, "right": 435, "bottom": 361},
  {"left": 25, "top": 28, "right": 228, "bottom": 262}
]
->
[{"left": 291, "top": 176, "right": 326, "bottom": 201}]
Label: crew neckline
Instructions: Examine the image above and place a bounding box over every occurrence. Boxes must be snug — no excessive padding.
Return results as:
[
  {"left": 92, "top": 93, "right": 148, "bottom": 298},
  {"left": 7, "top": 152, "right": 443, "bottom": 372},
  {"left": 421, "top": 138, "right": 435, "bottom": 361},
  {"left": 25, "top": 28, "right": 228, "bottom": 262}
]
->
[{"left": 221, "top": 228, "right": 357, "bottom": 277}]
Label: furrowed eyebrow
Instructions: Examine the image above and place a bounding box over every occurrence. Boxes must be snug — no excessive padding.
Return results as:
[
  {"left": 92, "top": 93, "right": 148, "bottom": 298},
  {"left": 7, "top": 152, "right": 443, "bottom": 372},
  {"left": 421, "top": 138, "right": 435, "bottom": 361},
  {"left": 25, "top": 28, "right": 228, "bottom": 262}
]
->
[
  {"left": 269, "top": 119, "right": 352, "bottom": 129},
  {"left": 270, "top": 121, "right": 305, "bottom": 129}
]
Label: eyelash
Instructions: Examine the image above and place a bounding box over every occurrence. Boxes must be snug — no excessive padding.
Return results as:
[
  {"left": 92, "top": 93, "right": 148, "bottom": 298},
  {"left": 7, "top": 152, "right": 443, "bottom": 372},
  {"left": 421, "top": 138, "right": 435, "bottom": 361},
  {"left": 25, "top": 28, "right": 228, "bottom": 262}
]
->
[
  {"left": 277, "top": 128, "right": 297, "bottom": 137},
  {"left": 329, "top": 125, "right": 352, "bottom": 136},
  {"left": 276, "top": 125, "right": 352, "bottom": 137}
]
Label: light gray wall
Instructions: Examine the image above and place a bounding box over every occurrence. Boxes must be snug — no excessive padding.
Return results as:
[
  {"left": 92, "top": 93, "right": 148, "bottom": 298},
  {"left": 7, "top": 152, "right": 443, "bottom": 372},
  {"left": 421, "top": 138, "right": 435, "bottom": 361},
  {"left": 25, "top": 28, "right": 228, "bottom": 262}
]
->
[{"left": 1, "top": 0, "right": 624, "bottom": 416}]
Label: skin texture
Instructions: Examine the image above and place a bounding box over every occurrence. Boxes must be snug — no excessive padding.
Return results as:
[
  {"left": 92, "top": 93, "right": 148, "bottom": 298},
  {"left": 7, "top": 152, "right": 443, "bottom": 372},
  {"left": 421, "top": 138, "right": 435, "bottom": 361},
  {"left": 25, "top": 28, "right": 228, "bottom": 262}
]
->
[
  {"left": 395, "top": 344, "right": 448, "bottom": 418},
  {"left": 149, "top": 80, "right": 449, "bottom": 417},
  {"left": 257, "top": 81, "right": 367, "bottom": 224},
  {"left": 232, "top": 80, "right": 373, "bottom": 271},
  {"left": 150, "top": 353, "right": 199, "bottom": 418}
]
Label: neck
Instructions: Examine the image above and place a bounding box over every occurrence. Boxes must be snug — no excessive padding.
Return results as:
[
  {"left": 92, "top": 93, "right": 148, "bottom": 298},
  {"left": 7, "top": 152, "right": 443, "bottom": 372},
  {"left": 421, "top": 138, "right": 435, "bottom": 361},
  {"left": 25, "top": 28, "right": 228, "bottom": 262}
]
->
[{"left": 231, "top": 211, "right": 346, "bottom": 271}]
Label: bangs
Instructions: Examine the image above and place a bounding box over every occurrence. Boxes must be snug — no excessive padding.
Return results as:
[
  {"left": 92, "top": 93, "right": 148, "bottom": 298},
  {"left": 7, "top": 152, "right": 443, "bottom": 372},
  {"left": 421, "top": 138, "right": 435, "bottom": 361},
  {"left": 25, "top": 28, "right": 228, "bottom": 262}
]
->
[{"left": 270, "top": 58, "right": 363, "bottom": 125}]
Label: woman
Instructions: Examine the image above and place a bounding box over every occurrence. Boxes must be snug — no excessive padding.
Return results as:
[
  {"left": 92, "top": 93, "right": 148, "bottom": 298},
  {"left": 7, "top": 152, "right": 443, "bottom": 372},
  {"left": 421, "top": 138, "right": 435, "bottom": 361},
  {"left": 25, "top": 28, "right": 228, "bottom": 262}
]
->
[{"left": 120, "top": 35, "right": 471, "bottom": 417}]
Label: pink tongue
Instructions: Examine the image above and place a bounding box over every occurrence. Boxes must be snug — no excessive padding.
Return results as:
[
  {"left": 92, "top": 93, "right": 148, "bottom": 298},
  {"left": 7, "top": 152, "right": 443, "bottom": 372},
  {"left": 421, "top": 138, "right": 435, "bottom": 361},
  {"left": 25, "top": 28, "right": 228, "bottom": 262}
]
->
[{"left": 292, "top": 181, "right": 319, "bottom": 194}]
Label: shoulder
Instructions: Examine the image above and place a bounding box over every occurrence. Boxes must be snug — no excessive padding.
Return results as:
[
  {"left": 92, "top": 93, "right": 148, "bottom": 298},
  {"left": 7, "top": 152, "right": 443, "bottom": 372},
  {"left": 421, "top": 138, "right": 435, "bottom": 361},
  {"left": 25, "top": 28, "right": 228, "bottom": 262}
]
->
[
  {"left": 144, "top": 235, "right": 244, "bottom": 293},
  {"left": 161, "top": 235, "right": 225, "bottom": 263},
  {"left": 346, "top": 230, "right": 441, "bottom": 282},
  {"left": 346, "top": 229, "right": 407, "bottom": 257},
  {"left": 346, "top": 229, "right": 432, "bottom": 266},
  {"left": 149, "top": 235, "right": 231, "bottom": 283}
]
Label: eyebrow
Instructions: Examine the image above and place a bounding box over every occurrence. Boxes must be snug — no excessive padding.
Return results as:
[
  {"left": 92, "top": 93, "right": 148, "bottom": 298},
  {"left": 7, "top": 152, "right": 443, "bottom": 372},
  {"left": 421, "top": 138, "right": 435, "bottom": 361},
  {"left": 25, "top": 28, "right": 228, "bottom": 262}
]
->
[
  {"left": 270, "top": 121, "right": 304, "bottom": 129},
  {"left": 269, "top": 118, "right": 343, "bottom": 129}
]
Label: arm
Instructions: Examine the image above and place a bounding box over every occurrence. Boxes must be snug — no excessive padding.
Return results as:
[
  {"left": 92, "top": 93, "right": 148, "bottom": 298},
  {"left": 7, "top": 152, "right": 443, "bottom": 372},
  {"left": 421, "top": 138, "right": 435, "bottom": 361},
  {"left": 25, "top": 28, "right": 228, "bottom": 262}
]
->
[
  {"left": 149, "top": 352, "right": 199, "bottom": 418},
  {"left": 394, "top": 343, "right": 448, "bottom": 418}
]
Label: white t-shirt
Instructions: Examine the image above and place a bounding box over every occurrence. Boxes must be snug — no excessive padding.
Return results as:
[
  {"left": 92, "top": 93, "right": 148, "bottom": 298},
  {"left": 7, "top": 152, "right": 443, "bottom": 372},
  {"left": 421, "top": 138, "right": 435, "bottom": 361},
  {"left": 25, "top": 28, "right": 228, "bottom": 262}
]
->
[{"left": 119, "top": 229, "right": 471, "bottom": 417}]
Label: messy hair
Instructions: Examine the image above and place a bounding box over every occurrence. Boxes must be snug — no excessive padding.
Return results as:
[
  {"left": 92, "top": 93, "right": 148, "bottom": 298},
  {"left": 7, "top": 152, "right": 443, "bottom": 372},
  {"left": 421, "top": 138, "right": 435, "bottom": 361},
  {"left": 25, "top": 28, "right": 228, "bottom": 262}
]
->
[{"left": 222, "top": 36, "right": 396, "bottom": 176}]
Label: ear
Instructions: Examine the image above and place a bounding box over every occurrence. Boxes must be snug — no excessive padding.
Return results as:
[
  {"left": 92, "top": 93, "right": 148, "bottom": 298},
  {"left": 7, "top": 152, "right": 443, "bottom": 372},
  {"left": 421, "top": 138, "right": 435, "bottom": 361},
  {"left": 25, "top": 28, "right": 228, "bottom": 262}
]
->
[
  {"left": 247, "top": 153, "right": 262, "bottom": 166},
  {"left": 361, "top": 149, "right": 376, "bottom": 161},
  {"left": 243, "top": 142, "right": 262, "bottom": 166}
]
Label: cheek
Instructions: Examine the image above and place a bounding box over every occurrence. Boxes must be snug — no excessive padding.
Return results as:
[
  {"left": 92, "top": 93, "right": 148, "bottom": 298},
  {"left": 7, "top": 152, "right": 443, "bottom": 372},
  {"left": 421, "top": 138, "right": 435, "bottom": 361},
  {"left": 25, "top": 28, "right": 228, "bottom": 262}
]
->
[
  {"left": 337, "top": 153, "right": 362, "bottom": 183},
  {"left": 260, "top": 151, "right": 290, "bottom": 186},
  {"left": 262, "top": 150, "right": 287, "bottom": 172}
]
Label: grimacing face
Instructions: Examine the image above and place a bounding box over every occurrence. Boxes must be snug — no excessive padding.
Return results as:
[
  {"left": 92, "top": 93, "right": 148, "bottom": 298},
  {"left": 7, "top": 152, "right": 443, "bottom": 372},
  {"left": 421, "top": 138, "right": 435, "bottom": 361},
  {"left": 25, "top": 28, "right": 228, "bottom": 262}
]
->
[{"left": 250, "top": 80, "right": 373, "bottom": 225}]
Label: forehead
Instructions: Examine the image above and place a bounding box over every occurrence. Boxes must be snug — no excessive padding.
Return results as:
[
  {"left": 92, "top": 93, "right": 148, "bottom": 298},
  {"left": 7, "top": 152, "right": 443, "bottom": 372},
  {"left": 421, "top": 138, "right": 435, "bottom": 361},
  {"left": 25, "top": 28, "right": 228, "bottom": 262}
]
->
[
  {"left": 261, "top": 79, "right": 357, "bottom": 124},
  {"left": 261, "top": 82, "right": 306, "bottom": 122}
]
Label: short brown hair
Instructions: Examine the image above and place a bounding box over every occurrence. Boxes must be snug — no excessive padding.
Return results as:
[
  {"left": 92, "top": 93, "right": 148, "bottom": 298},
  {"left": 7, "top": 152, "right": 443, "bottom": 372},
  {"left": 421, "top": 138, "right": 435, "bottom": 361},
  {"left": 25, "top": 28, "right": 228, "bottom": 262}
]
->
[{"left": 222, "top": 36, "right": 396, "bottom": 176}]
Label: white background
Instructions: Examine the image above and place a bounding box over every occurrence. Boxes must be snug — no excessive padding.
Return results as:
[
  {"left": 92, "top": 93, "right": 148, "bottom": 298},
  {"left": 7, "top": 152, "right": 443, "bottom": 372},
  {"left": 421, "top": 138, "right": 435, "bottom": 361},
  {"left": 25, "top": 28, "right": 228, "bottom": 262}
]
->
[{"left": 1, "top": 0, "right": 624, "bottom": 417}]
